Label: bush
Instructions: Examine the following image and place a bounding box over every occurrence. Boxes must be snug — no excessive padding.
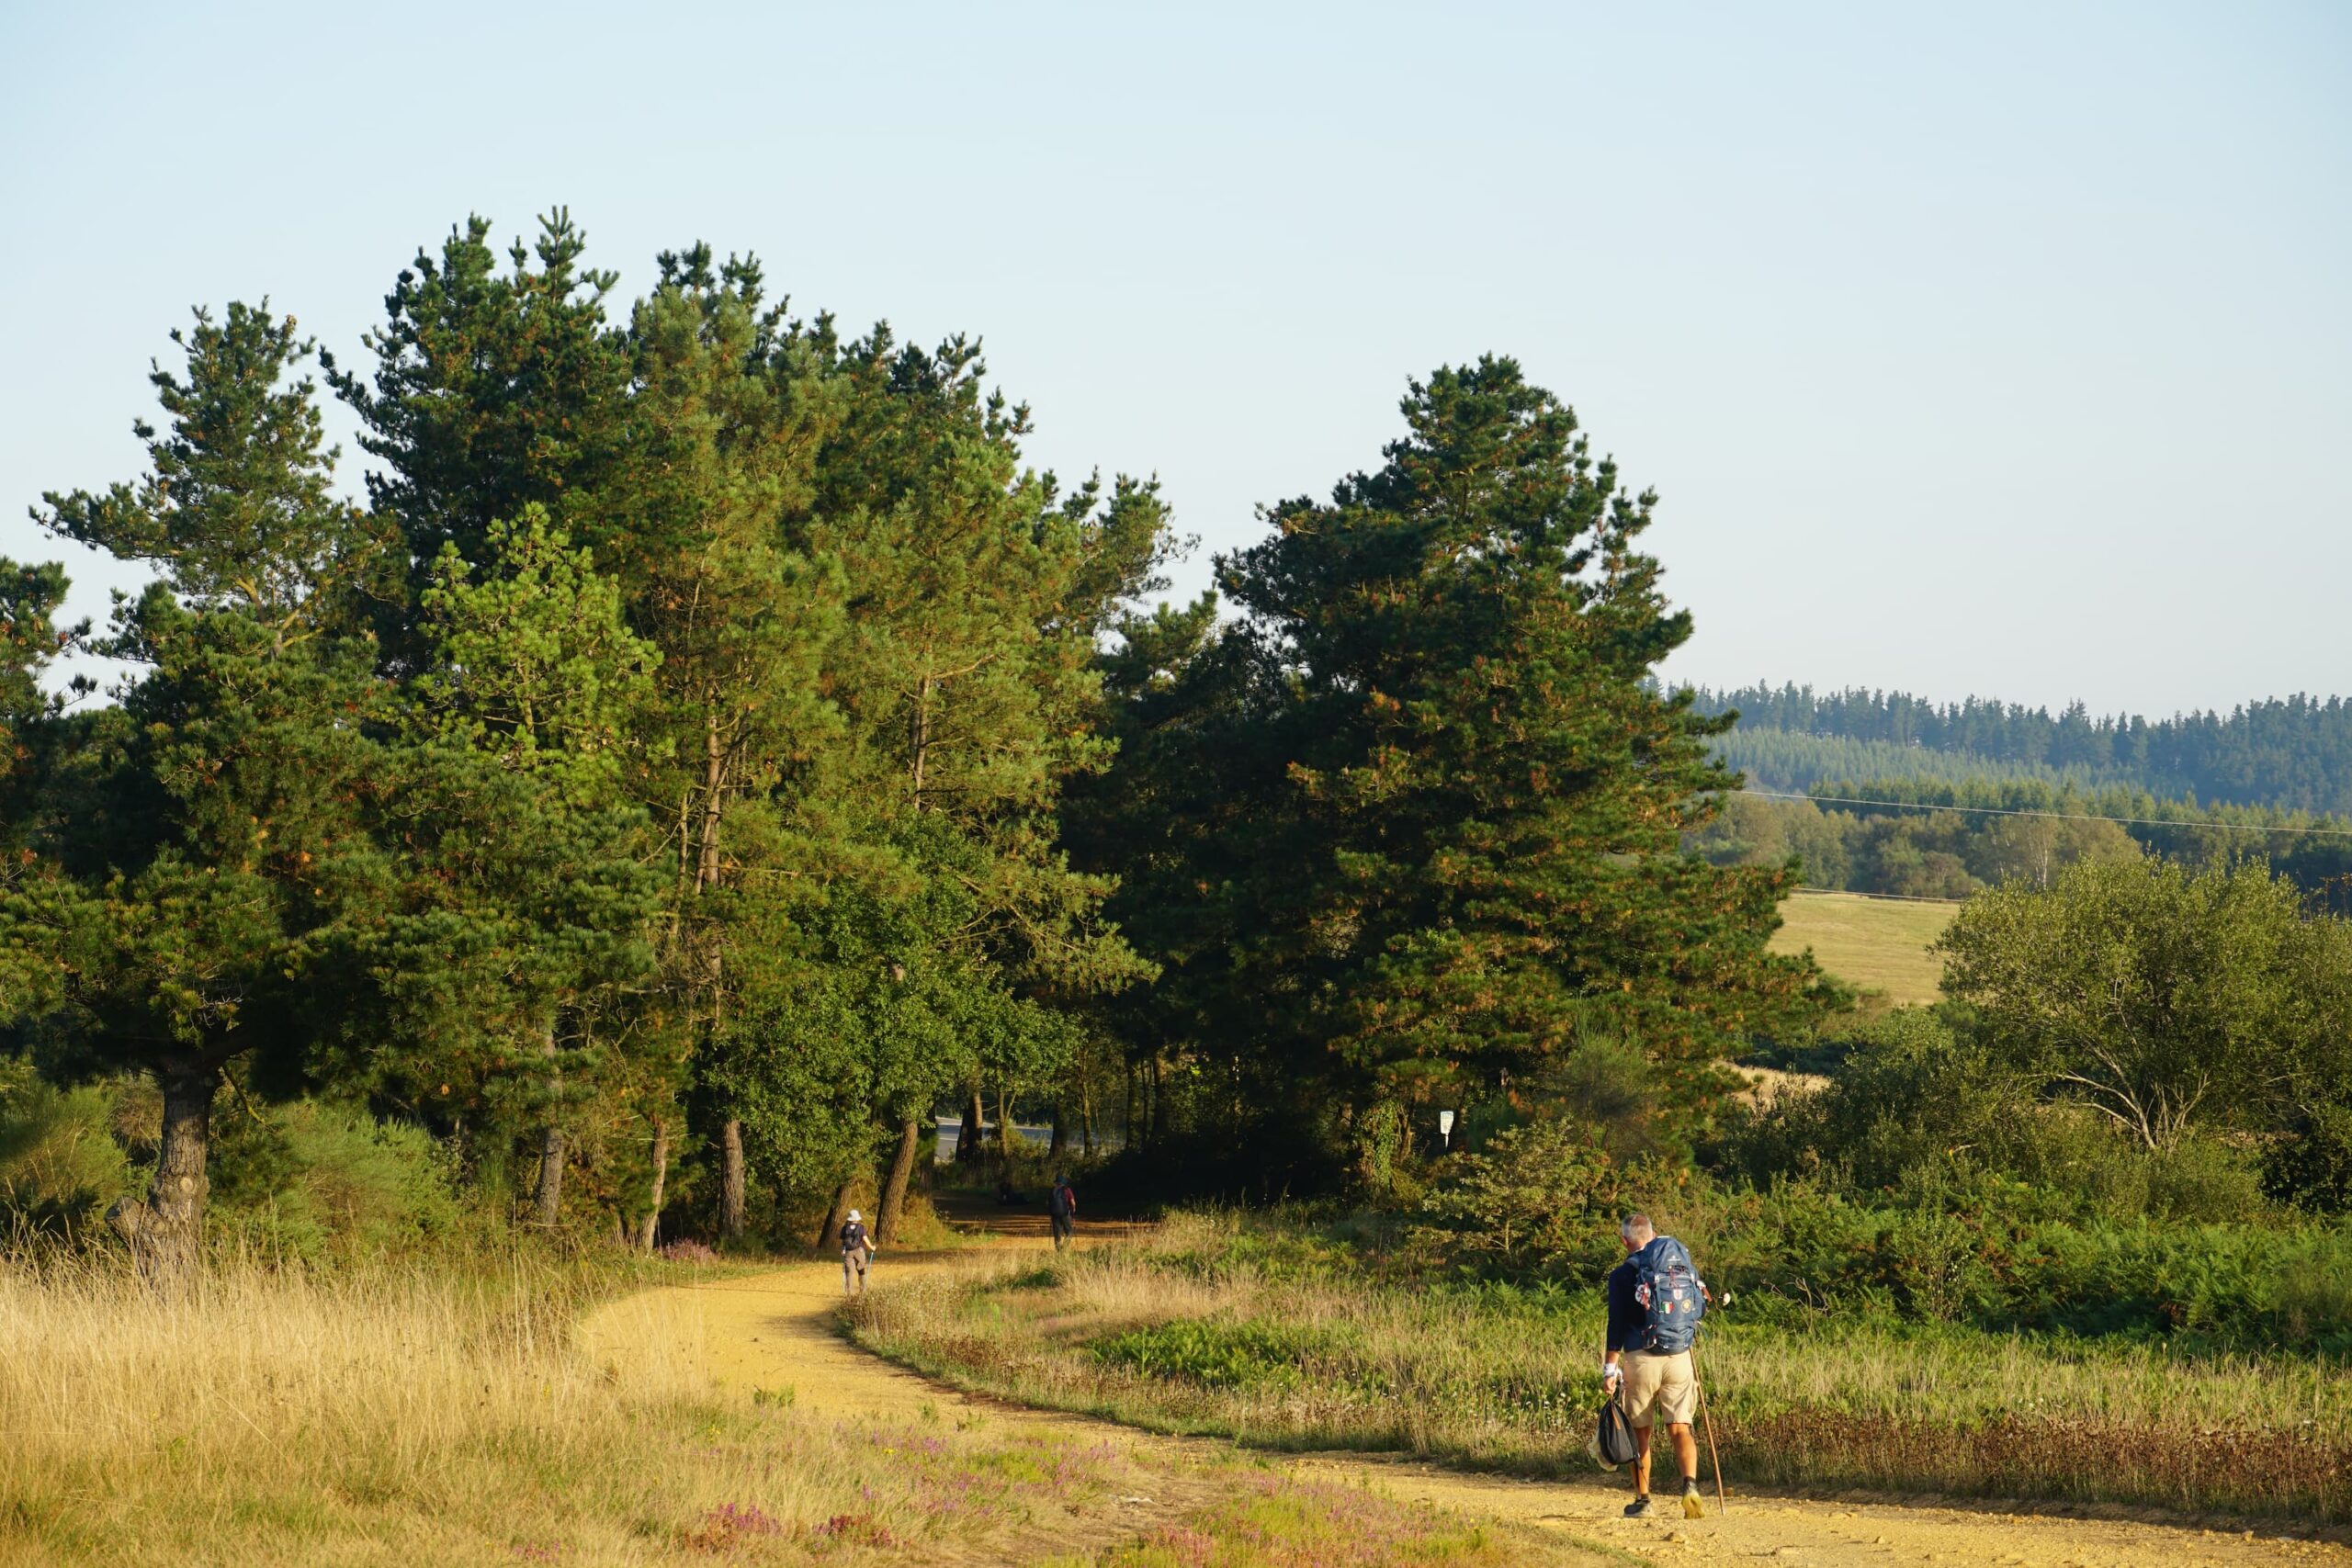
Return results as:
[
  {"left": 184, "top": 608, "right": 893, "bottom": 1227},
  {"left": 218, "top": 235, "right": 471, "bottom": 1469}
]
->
[
  {"left": 1408, "top": 1118, "right": 1622, "bottom": 1277},
  {"left": 209, "top": 1100, "right": 463, "bottom": 1264},
  {"left": 1717, "top": 1010, "right": 2034, "bottom": 1194},
  {"left": 0, "top": 1065, "right": 132, "bottom": 1244},
  {"left": 2267, "top": 1100, "right": 2352, "bottom": 1213},
  {"left": 1091, "top": 1318, "right": 1323, "bottom": 1390}
]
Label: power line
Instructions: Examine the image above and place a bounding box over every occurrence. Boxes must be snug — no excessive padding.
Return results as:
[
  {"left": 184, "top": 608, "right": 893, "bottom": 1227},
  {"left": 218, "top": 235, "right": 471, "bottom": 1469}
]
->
[{"left": 1739, "top": 789, "right": 2352, "bottom": 840}]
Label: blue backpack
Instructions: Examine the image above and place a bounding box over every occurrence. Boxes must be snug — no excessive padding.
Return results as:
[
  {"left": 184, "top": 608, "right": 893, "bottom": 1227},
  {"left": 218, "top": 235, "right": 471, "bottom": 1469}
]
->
[{"left": 1632, "top": 1235, "right": 1704, "bottom": 1353}]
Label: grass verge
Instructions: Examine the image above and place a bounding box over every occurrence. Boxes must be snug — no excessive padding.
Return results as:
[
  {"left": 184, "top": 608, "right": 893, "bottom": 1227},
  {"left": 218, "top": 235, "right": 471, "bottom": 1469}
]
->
[{"left": 848, "top": 1214, "right": 2352, "bottom": 1527}]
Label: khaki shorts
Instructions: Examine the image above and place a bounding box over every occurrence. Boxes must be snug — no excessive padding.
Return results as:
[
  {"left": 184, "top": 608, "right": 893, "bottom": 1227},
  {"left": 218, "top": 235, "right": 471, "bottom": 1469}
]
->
[{"left": 1620, "top": 1349, "right": 1695, "bottom": 1430}]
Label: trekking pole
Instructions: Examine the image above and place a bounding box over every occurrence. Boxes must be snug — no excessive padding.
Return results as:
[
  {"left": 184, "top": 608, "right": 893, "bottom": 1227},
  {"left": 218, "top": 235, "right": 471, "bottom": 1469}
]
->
[{"left": 1691, "top": 1338, "right": 1727, "bottom": 1514}]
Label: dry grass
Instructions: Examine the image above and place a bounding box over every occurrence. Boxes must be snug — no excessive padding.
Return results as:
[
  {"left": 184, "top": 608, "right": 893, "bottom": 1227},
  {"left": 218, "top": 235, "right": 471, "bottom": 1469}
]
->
[
  {"left": 1771, "top": 890, "right": 1957, "bottom": 1004},
  {"left": 1031, "top": 1472, "right": 1518, "bottom": 1568},
  {"left": 853, "top": 1217, "right": 2352, "bottom": 1526},
  {"left": 0, "top": 1250, "right": 963, "bottom": 1563},
  {"left": 0, "top": 1246, "right": 1544, "bottom": 1566}
]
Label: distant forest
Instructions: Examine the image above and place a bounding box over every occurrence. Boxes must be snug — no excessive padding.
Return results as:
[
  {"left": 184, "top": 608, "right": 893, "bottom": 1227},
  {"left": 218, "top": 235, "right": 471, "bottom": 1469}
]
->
[{"left": 1692, "top": 683, "right": 2352, "bottom": 817}]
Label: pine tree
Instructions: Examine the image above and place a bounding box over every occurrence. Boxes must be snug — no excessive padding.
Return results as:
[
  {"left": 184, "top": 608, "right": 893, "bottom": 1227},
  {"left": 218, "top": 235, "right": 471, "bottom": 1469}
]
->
[
  {"left": 600, "top": 246, "right": 847, "bottom": 1239},
  {"left": 794, "top": 328, "right": 1156, "bottom": 1236},
  {"left": 15, "top": 303, "right": 388, "bottom": 1272},
  {"left": 1105, "top": 359, "right": 1829, "bottom": 1188},
  {"left": 344, "top": 508, "right": 664, "bottom": 1227},
  {"left": 324, "top": 210, "right": 629, "bottom": 603}
]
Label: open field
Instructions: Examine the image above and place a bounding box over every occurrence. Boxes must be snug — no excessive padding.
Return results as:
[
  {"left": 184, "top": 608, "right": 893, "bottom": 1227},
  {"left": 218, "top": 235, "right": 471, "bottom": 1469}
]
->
[{"left": 1770, "top": 890, "right": 1958, "bottom": 1004}]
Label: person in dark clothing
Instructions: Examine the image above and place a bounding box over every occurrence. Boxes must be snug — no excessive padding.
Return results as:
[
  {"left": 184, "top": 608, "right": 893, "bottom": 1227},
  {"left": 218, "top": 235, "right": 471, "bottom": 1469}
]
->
[
  {"left": 839, "top": 1208, "right": 876, "bottom": 1296},
  {"left": 1047, "top": 1174, "right": 1078, "bottom": 1250},
  {"left": 1602, "top": 1211, "right": 1704, "bottom": 1518}
]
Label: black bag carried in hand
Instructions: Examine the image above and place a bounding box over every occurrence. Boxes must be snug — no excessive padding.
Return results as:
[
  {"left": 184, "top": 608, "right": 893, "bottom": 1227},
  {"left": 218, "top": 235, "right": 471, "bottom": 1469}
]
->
[{"left": 1595, "top": 1395, "right": 1640, "bottom": 1468}]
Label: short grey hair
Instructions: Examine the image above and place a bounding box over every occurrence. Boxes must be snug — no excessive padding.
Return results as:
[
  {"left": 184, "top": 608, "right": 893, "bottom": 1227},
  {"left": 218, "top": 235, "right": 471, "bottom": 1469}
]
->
[{"left": 1620, "top": 1212, "right": 1654, "bottom": 1243}]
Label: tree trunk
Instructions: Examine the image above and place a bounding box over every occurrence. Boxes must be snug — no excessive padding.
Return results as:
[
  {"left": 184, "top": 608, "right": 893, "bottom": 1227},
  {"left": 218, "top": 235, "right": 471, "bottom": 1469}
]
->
[
  {"left": 108, "top": 1060, "right": 215, "bottom": 1280},
  {"left": 636, "top": 1119, "right": 669, "bottom": 1253},
  {"left": 535, "top": 1021, "right": 564, "bottom": 1228},
  {"left": 719, "top": 1118, "right": 746, "bottom": 1238},
  {"left": 1149, "top": 1055, "right": 1166, "bottom": 1143},
  {"left": 909, "top": 671, "right": 934, "bottom": 809},
  {"left": 995, "top": 1088, "right": 1015, "bottom": 1163},
  {"left": 1125, "top": 1064, "right": 1137, "bottom": 1152},
  {"left": 1081, "top": 1077, "right": 1095, "bottom": 1156},
  {"left": 815, "top": 1178, "right": 854, "bottom": 1254},
  {"left": 876, "top": 1117, "right": 921, "bottom": 1244},
  {"left": 959, "top": 1087, "right": 987, "bottom": 1167},
  {"left": 537, "top": 1123, "right": 566, "bottom": 1227},
  {"left": 1048, "top": 1099, "right": 1068, "bottom": 1159}
]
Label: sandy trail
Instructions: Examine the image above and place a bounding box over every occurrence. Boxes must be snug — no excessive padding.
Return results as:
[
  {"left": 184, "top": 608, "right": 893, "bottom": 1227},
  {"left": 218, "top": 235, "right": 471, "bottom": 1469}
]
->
[{"left": 581, "top": 1218, "right": 2348, "bottom": 1568}]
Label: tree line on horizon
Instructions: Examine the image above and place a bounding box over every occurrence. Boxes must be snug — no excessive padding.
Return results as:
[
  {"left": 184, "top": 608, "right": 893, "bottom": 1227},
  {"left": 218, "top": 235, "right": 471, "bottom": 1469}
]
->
[
  {"left": 0, "top": 210, "right": 1822, "bottom": 1267},
  {"left": 1692, "top": 682, "right": 2352, "bottom": 818}
]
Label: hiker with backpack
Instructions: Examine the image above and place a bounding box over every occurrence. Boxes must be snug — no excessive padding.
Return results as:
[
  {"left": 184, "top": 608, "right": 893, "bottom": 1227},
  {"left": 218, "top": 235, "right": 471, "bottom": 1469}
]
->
[
  {"left": 1602, "top": 1211, "right": 1709, "bottom": 1519},
  {"left": 1047, "top": 1173, "right": 1078, "bottom": 1250},
  {"left": 839, "top": 1208, "right": 876, "bottom": 1296}
]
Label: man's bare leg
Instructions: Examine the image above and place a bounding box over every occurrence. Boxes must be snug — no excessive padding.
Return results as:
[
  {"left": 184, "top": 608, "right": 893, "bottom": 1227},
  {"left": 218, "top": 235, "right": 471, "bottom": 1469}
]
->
[
  {"left": 1667, "top": 1421, "right": 1702, "bottom": 1516},
  {"left": 1627, "top": 1425, "right": 1655, "bottom": 1514}
]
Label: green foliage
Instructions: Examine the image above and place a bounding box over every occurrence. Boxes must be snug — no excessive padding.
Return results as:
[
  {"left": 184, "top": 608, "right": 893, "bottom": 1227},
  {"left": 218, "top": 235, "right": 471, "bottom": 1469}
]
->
[
  {"left": 0, "top": 1063, "right": 131, "bottom": 1242},
  {"left": 322, "top": 210, "right": 629, "bottom": 601},
  {"left": 1076, "top": 359, "right": 1831, "bottom": 1195},
  {"left": 209, "top": 1100, "right": 464, "bottom": 1263},
  {"left": 1939, "top": 857, "right": 2347, "bottom": 1152},
  {"left": 1688, "top": 787, "right": 2147, "bottom": 898},
  {"left": 1699, "top": 681, "right": 2352, "bottom": 819},
  {"left": 353, "top": 507, "right": 662, "bottom": 1149},
  {"left": 1692, "top": 761, "right": 2352, "bottom": 907},
  {"left": 1717, "top": 1011, "right": 2038, "bottom": 1193},
  {"left": 1410, "top": 1119, "right": 1622, "bottom": 1277},
  {"left": 1091, "top": 1318, "right": 1324, "bottom": 1390}
]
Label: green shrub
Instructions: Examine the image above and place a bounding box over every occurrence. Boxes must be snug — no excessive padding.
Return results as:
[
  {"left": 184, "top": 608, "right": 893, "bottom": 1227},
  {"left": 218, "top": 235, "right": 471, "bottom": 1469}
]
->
[
  {"left": 1719, "top": 1010, "right": 2038, "bottom": 1194},
  {"left": 2268, "top": 1100, "right": 2352, "bottom": 1213},
  {"left": 1408, "top": 1118, "right": 1622, "bottom": 1277},
  {"left": 0, "top": 1065, "right": 132, "bottom": 1243},
  {"left": 209, "top": 1100, "right": 463, "bottom": 1264},
  {"left": 1091, "top": 1318, "right": 1325, "bottom": 1390}
]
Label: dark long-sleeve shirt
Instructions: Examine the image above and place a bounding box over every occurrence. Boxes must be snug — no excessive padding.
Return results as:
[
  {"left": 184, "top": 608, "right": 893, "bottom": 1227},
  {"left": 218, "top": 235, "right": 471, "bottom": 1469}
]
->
[{"left": 1604, "top": 1257, "right": 1642, "bottom": 1354}]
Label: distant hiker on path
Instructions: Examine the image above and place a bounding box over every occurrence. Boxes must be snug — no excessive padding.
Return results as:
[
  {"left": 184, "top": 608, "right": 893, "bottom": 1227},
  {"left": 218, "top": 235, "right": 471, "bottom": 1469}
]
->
[
  {"left": 839, "top": 1208, "right": 875, "bottom": 1296},
  {"left": 1603, "top": 1211, "right": 1708, "bottom": 1519},
  {"left": 1047, "top": 1174, "right": 1078, "bottom": 1250}
]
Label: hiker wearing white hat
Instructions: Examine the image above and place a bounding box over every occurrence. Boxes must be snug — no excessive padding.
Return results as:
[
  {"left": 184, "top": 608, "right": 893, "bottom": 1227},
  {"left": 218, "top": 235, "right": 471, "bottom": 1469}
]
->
[{"left": 839, "top": 1208, "right": 876, "bottom": 1295}]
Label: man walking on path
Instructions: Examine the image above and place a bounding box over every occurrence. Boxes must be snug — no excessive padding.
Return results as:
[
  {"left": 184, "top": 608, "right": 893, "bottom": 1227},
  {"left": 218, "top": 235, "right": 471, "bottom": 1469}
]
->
[
  {"left": 1603, "top": 1211, "right": 1707, "bottom": 1518},
  {"left": 1047, "top": 1174, "right": 1078, "bottom": 1250},
  {"left": 839, "top": 1208, "right": 876, "bottom": 1296}
]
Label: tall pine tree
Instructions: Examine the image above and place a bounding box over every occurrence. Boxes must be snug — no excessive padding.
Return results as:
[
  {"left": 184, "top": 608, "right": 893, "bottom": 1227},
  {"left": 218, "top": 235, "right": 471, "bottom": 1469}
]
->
[
  {"left": 15, "top": 303, "right": 390, "bottom": 1271},
  {"left": 1098, "top": 358, "right": 1828, "bottom": 1189}
]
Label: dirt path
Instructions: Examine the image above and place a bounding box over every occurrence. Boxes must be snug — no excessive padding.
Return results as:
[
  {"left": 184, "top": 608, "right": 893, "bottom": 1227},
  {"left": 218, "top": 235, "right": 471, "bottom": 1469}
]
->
[{"left": 582, "top": 1220, "right": 2348, "bottom": 1568}]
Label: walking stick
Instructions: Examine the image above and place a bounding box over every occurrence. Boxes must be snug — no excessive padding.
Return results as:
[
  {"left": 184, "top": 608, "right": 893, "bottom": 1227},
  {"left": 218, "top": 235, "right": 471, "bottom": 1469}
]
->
[{"left": 1691, "top": 1338, "right": 1728, "bottom": 1513}]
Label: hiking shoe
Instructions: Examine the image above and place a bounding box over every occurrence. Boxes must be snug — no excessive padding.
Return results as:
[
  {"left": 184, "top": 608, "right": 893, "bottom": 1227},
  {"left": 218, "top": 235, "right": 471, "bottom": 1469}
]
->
[
  {"left": 1623, "top": 1496, "right": 1654, "bottom": 1518},
  {"left": 1681, "top": 1486, "right": 1706, "bottom": 1519}
]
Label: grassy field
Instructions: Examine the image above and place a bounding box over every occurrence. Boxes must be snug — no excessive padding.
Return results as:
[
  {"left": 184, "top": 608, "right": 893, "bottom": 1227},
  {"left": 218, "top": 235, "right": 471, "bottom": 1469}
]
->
[
  {"left": 0, "top": 1249, "right": 1517, "bottom": 1566},
  {"left": 1770, "top": 889, "right": 1957, "bottom": 1004},
  {"left": 851, "top": 1215, "right": 2352, "bottom": 1527}
]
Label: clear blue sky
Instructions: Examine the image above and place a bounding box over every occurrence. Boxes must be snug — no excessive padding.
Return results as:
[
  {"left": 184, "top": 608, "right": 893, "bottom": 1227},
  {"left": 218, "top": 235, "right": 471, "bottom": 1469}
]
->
[{"left": 4, "top": 2, "right": 2345, "bottom": 716}]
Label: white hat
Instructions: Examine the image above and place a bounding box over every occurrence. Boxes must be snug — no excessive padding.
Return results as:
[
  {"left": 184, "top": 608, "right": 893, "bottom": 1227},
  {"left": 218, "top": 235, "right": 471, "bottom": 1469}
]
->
[{"left": 847, "top": 1209, "right": 862, "bottom": 1222}]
